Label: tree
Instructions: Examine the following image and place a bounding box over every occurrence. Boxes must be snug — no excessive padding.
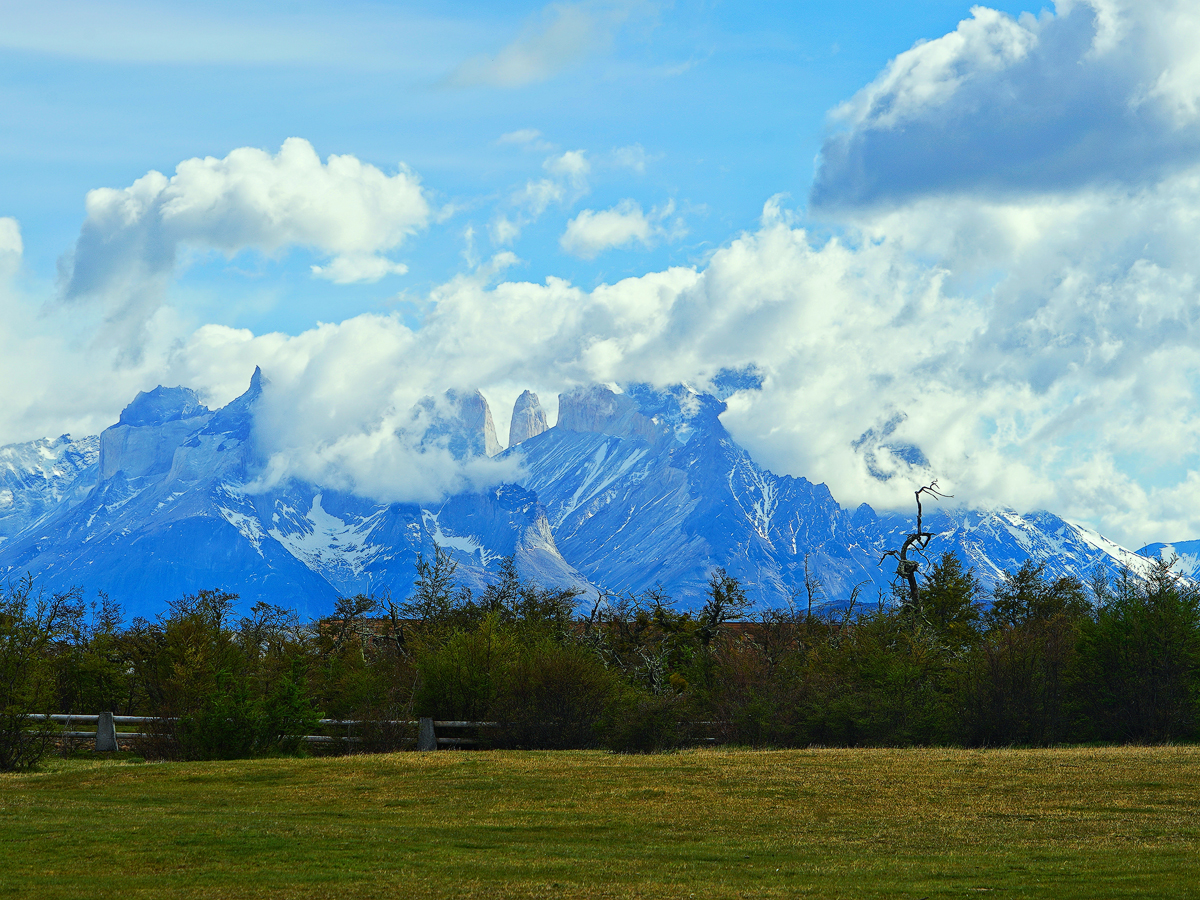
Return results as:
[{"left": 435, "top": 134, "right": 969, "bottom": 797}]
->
[
  {"left": 957, "top": 562, "right": 1088, "bottom": 745},
  {"left": 1076, "top": 558, "right": 1200, "bottom": 742},
  {"left": 56, "top": 591, "right": 130, "bottom": 716},
  {"left": 920, "top": 551, "right": 983, "bottom": 652},
  {"left": 984, "top": 561, "right": 1088, "bottom": 631},
  {"left": 698, "top": 568, "right": 750, "bottom": 648},
  {"left": 402, "top": 544, "right": 460, "bottom": 629},
  {"left": 0, "top": 577, "right": 84, "bottom": 771}
]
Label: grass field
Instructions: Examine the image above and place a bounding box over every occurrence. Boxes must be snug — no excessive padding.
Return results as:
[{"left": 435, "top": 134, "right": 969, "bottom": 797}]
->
[{"left": 2, "top": 746, "right": 1199, "bottom": 899}]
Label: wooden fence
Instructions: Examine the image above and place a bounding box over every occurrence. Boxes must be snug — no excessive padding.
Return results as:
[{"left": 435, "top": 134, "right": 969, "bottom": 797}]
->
[{"left": 26, "top": 713, "right": 492, "bottom": 752}]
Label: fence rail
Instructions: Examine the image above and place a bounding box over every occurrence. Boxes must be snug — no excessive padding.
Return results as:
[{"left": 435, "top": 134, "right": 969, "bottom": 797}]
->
[{"left": 25, "top": 713, "right": 494, "bottom": 752}]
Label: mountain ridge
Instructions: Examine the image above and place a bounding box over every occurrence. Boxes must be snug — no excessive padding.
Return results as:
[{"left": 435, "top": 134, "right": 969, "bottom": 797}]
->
[{"left": 0, "top": 370, "right": 1170, "bottom": 617}]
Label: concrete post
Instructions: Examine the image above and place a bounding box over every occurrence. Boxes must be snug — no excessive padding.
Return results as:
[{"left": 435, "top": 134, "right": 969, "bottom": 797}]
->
[
  {"left": 95, "top": 711, "right": 120, "bottom": 752},
  {"left": 417, "top": 717, "right": 437, "bottom": 751}
]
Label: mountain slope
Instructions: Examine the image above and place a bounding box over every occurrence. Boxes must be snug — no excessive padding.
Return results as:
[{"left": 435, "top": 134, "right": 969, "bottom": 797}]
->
[
  {"left": 1138, "top": 540, "right": 1200, "bottom": 578},
  {"left": 870, "top": 506, "right": 1158, "bottom": 590},
  {"left": 511, "top": 384, "right": 891, "bottom": 607}
]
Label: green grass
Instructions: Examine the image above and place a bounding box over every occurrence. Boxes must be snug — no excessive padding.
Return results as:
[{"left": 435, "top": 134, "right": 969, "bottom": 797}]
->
[{"left": 3, "top": 746, "right": 1200, "bottom": 898}]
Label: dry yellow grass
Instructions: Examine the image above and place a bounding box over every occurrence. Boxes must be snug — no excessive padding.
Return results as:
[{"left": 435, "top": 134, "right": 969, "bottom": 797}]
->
[{"left": 2, "top": 746, "right": 1199, "bottom": 898}]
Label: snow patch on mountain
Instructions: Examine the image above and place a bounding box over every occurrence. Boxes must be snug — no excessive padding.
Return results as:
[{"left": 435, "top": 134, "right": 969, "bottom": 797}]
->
[
  {"left": 269, "top": 493, "right": 387, "bottom": 579},
  {"left": 217, "top": 505, "right": 267, "bottom": 554},
  {"left": 1070, "top": 522, "right": 1157, "bottom": 577},
  {"left": 421, "top": 507, "right": 496, "bottom": 566}
]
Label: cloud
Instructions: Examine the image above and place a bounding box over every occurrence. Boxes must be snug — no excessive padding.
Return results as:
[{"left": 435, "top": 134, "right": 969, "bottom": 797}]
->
[
  {"left": 0, "top": 217, "right": 197, "bottom": 445},
  {"left": 13, "top": 170, "right": 1200, "bottom": 542},
  {"left": 15, "top": 2, "right": 1200, "bottom": 544},
  {"left": 496, "top": 129, "right": 556, "bottom": 152},
  {"left": 200, "top": 175, "right": 1200, "bottom": 547},
  {"left": 498, "top": 129, "right": 545, "bottom": 145},
  {"left": 811, "top": 1, "right": 1200, "bottom": 209},
  {"left": 310, "top": 257, "right": 409, "bottom": 284},
  {"left": 60, "top": 138, "right": 429, "bottom": 346},
  {"left": 447, "top": 1, "right": 627, "bottom": 88},
  {"left": 490, "top": 150, "right": 591, "bottom": 245},
  {"left": 544, "top": 149, "right": 590, "bottom": 182},
  {"left": 611, "top": 144, "right": 649, "bottom": 174},
  {"left": 559, "top": 199, "right": 681, "bottom": 258},
  {"left": 489, "top": 215, "right": 522, "bottom": 247},
  {"left": 0, "top": 218, "right": 21, "bottom": 282},
  {"left": 0, "top": 0, "right": 471, "bottom": 72}
]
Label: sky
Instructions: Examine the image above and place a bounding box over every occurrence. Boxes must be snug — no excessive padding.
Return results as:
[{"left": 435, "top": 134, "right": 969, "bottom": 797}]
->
[{"left": 3, "top": 0, "right": 1200, "bottom": 549}]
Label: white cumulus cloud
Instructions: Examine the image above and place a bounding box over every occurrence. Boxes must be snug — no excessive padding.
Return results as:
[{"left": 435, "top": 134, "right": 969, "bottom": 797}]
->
[
  {"left": 60, "top": 138, "right": 429, "bottom": 346},
  {"left": 560, "top": 199, "right": 680, "bottom": 257},
  {"left": 812, "top": 0, "right": 1200, "bottom": 209},
  {"left": 490, "top": 149, "right": 592, "bottom": 245},
  {"left": 310, "top": 256, "right": 409, "bottom": 284}
]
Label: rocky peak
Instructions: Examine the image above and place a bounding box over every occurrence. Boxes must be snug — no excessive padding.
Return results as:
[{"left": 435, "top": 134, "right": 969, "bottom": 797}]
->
[
  {"left": 508, "top": 390, "right": 549, "bottom": 447},
  {"left": 117, "top": 386, "right": 208, "bottom": 428},
  {"left": 0, "top": 434, "right": 101, "bottom": 542},
  {"left": 420, "top": 389, "right": 502, "bottom": 459},
  {"left": 556, "top": 384, "right": 717, "bottom": 445},
  {"left": 103, "top": 386, "right": 214, "bottom": 481},
  {"left": 201, "top": 366, "right": 267, "bottom": 440}
]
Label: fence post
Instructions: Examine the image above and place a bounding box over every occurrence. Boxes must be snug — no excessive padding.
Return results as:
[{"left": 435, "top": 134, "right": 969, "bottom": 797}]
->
[
  {"left": 417, "top": 717, "right": 437, "bottom": 751},
  {"left": 95, "top": 712, "right": 120, "bottom": 752}
]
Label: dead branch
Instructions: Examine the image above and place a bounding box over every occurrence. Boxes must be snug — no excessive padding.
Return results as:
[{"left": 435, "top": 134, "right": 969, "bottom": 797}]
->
[{"left": 879, "top": 480, "right": 952, "bottom": 610}]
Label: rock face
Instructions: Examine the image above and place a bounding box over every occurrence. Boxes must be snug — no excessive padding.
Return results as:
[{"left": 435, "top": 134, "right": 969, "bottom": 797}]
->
[
  {"left": 556, "top": 384, "right": 662, "bottom": 444},
  {"left": 420, "top": 389, "right": 502, "bottom": 459},
  {"left": 117, "top": 386, "right": 208, "bottom": 428},
  {"left": 508, "top": 391, "right": 548, "bottom": 447},
  {"left": 510, "top": 383, "right": 877, "bottom": 607},
  {"left": 100, "top": 387, "right": 212, "bottom": 481}
]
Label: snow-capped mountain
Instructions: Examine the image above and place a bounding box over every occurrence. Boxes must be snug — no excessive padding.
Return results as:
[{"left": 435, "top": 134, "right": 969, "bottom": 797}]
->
[
  {"left": 0, "top": 370, "right": 589, "bottom": 618},
  {"left": 0, "top": 368, "right": 1171, "bottom": 618},
  {"left": 869, "top": 507, "right": 1158, "bottom": 589},
  {"left": 0, "top": 433, "right": 99, "bottom": 548},
  {"left": 508, "top": 383, "right": 882, "bottom": 606},
  {"left": 1137, "top": 540, "right": 1200, "bottom": 579}
]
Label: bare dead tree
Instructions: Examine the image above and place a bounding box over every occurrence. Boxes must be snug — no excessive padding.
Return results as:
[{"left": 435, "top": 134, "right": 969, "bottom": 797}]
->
[
  {"left": 880, "top": 481, "right": 952, "bottom": 611},
  {"left": 802, "top": 553, "right": 823, "bottom": 623}
]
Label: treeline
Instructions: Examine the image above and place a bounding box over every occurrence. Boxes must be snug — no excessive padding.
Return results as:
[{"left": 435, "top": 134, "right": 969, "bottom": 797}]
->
[{"left": 3, "top": 549, "right": 1200, "bottom": 770}]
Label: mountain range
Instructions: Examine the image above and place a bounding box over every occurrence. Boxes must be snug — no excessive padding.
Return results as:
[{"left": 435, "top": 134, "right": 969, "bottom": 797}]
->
[{"left": 0, "top": 369, "right": 1173, "bottom": 619}]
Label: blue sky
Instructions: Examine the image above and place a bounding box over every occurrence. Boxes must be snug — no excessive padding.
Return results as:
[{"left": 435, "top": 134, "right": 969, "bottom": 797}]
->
[
  {"left": 4, "top": 0, "right": 1033, "bottom": 331},
  {"left": 4, "top": 0, "right": 1200, "bottom": 548}
]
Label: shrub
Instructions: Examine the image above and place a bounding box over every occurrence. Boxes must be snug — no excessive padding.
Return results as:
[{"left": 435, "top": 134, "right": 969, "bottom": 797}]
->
[
  {"left": 599, "top": 689, "right": 698, "bottom": 753},
  {"left": 491, "top": 641, "right": 618, "bottom": 748},
  {"left": 173, "top": 663, "right": 320, "bottom": 760},
  {"left": 412, "top": 614, "right": 515, "bottom": 721}
]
